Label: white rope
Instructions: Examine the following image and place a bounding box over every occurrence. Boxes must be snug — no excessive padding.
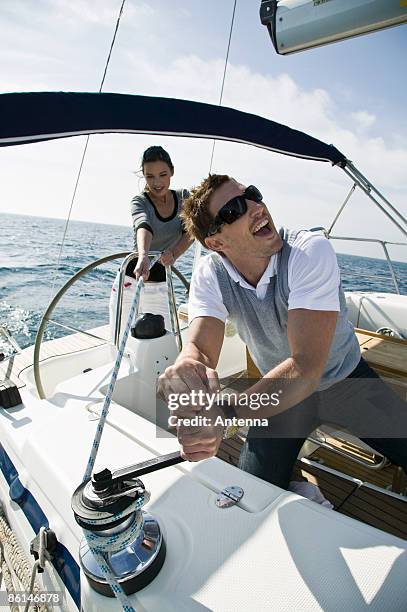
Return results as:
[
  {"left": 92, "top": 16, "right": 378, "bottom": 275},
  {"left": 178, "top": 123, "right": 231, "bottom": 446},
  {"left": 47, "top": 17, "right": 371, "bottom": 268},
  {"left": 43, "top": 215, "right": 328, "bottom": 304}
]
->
[
  {"left": 0, "top": 504, "right": 48, "bottom": 612},
  {"left": 0, "top": 540, "right": 19, "bottom": 612},
  {"left": 83, "top": 253, "right": 160, "bottom": 481},
  {"left": 23, "top": 560, "right": 44, "bottom": 612},
  {"left": 81, "top": 254, "right": 160, "bottom": 612}
]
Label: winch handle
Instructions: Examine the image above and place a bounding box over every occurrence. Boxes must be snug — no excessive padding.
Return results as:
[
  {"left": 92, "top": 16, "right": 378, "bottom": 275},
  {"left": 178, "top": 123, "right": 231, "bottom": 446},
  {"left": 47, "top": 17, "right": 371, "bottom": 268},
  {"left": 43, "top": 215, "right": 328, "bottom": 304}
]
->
[{"left": 92, "top": 451, "right": 185, "bottom": 490}]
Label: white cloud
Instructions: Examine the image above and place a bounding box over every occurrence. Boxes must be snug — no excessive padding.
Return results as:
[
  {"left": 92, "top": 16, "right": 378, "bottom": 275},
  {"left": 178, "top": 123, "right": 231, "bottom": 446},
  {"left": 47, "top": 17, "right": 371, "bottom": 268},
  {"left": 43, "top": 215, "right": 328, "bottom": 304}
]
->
[
  {"left": 351, "top": 110, "right": 376, "bottom": 132},
  {"left": 0, "top": 0, "right": 158, "bottom": 94},
  {"left": 50, "top": 0, "right": 122, "bottom": 26},
  {"left": 3, "top": 0, "right": 156, "bottom": 28}
]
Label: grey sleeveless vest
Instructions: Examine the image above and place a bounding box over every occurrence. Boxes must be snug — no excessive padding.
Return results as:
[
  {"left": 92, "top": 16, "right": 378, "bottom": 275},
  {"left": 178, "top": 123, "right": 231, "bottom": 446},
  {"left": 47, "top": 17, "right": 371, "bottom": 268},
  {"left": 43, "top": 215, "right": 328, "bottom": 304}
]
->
[{"left": 212, "top": 228, "right": 360, "bottom": 391}]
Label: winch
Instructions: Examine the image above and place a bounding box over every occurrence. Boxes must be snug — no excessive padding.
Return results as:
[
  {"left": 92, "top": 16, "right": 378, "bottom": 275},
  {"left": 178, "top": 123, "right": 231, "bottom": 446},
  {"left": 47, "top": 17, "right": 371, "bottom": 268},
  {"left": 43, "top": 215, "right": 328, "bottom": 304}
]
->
[{"left": 72, "top": 451, "right": 184, "bottom": 597}]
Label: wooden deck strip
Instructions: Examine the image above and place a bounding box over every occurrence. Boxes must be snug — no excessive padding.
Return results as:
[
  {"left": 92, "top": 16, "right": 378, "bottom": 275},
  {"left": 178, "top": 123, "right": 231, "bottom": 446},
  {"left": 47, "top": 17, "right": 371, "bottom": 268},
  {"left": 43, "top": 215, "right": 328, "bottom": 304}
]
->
[
  {"left": 1, "top": 352, "right": 36, "bottom": 388},
  {"left": 355, "top": 327, "right": 407, "bottom": 379},
  {"left": 0, "top": 328, "right": 108, "bottom": 389},
  {"left": 339, "top": 509, "right": 406, "bottom": 540},
  {"left": 340, "top": 487, "right": 407, "bottom": 540},
  {"left": 354, "top": 327, "right": 407, "bottom": 347},
  {"left": 354, "top": 332, "right": 372, "bottom": 348},
  {"left": 217, "top": 436, "right": 244, "bottom": 467},
  {"left": 354, "top": 487, "right": 407, "bottom": 527},
  {"left": 310, "top": 447, "right": 399, "bottom": 491}
]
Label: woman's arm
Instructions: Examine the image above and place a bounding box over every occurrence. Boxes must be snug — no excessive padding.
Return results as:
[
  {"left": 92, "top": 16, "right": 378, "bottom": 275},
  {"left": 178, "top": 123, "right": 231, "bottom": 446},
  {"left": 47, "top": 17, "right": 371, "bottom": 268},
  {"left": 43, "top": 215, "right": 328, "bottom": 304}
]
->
[
  {"left": 161, "top": 233, "right": 193, "bottom": 266},
  {"left": 134, "top": 227, "right": 153, "bottom": 280},
  {"left": 173, "top": 233, "right": 194, "bottom": 259}
]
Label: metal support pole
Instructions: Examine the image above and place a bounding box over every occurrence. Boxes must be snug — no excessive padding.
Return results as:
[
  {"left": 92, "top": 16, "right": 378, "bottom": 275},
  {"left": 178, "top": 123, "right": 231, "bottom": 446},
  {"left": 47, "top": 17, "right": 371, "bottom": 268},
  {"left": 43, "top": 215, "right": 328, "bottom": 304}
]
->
[
  {"left": 343, "top": 164, "right": 407, "bottom": 238},
  {"left": 347, "top": 161, "right": 407, "bottom": 226},
  {"left": 381, "top": 242, "right": 400, "bottom": 294},
  {"left": 328, "top": 183, "right": 356, "bottom": 235}
]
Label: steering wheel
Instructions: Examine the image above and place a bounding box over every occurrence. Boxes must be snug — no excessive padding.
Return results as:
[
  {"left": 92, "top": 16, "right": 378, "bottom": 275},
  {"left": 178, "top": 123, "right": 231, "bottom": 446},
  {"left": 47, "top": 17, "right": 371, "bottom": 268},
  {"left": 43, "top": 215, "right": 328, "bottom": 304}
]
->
[{"left": 33, "top": 252, "right": 190, "bottom": 398}]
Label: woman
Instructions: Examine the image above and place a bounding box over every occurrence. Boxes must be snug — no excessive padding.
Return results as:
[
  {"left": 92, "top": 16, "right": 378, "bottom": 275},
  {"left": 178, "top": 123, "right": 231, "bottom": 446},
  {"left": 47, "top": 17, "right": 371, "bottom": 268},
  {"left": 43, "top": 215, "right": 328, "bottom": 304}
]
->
[{"left": 110, "top": 146, "right": 192, "bottom": 338}]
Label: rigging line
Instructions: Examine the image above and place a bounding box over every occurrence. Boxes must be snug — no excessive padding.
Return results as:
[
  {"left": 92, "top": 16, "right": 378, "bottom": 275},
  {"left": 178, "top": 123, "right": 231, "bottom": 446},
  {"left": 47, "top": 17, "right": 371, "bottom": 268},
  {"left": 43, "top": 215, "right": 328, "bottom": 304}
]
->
[
  {"left": 192, "top": 0, "right": 237, "bottom": 271},
  {"left": 99, "top": 0, "right": 126, "bottom": 93},
  {"left": 208, "top": 0, "right": 237, "bottom": 173},
  {"left": 50, "top": 0, "right": 127, "bottom": 294},
  {"left": 193, "top": 0, "right": 237, "bottom": 273}
]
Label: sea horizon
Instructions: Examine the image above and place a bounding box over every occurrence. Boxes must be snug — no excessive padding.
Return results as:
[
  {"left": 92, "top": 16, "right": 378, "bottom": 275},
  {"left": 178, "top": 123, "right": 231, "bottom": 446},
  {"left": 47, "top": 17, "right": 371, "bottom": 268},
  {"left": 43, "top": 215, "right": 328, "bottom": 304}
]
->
[{"left": 2, "top": 211, "right": 406, "bottom": 265}]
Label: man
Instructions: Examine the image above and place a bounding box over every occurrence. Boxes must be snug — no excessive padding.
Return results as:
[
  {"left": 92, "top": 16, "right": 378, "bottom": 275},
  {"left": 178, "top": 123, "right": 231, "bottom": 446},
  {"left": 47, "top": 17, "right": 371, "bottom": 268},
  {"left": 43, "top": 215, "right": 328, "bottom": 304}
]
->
[{"left": 158, "top": 174, "right": 407, "bottom": 489}]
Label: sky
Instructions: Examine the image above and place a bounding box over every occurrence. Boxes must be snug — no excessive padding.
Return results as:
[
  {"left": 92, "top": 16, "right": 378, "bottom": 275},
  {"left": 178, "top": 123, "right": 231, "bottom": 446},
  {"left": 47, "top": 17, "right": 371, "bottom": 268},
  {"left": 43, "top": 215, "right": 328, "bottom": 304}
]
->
[{"left": 0, "top": 0, "right": 406, "bottom": 262}]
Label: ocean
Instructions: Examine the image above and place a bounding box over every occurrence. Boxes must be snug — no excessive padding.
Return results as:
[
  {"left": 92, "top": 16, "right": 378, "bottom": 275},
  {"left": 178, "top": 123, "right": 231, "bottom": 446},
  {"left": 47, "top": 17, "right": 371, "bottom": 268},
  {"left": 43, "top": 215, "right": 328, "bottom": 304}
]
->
[{"left": 1, "top": 212, "right": 406, "bottom": 357}]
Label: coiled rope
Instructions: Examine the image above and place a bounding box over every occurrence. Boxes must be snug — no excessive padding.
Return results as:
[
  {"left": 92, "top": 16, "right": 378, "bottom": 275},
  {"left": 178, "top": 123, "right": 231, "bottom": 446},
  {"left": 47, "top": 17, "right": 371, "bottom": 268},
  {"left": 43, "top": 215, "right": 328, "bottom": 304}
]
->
[
  {"left": 82, "top": 254, "right": 160, "bottom": 612},
  {"left": 82, "top": 492, "right": 150, "bottom": 612},
  {"left": 0, "top": 504, "right": 48, "bottom": 612}
]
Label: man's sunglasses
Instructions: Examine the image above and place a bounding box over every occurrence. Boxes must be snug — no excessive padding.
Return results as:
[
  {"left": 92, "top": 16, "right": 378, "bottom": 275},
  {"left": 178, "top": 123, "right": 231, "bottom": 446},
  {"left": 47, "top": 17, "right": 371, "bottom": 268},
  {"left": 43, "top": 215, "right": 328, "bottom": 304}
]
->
[{"left": 206, "top": 185, "right": 263, "bottom": 237}]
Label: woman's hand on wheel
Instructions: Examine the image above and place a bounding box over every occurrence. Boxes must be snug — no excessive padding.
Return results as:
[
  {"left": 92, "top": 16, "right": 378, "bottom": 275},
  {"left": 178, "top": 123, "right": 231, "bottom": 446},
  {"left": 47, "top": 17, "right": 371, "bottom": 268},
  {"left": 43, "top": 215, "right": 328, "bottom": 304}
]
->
[
  {"left": 134, "top": 254, "right": 150, "bottom": 281},
  {"left": 160, "top": 249, "right": 175, "bottom": 266}
]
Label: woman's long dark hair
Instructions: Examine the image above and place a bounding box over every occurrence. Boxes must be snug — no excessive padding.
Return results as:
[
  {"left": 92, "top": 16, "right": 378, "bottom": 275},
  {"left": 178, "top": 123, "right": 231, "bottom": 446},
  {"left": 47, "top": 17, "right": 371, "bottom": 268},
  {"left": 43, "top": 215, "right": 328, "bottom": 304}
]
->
[{"left": 141, "top": 146, "right": 174, "bottom": 173}]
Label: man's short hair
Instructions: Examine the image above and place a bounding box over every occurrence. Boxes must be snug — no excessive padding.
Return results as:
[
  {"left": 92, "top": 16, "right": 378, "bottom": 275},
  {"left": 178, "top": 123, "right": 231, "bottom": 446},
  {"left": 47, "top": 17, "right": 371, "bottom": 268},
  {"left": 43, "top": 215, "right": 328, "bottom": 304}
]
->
[{"left": 180, "top": 174, "right": 231, "bottom": 247}]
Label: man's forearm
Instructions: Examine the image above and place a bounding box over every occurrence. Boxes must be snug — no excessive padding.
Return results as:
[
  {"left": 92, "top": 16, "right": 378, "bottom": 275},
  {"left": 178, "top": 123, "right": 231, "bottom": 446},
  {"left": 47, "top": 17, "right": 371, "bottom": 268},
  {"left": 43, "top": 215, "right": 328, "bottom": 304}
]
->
[
  {"left": 232, "top": 357, "right": 319, "bottom": 420},
  {"left": 176, "top": 341, "right": 215, "bottom": 369}
]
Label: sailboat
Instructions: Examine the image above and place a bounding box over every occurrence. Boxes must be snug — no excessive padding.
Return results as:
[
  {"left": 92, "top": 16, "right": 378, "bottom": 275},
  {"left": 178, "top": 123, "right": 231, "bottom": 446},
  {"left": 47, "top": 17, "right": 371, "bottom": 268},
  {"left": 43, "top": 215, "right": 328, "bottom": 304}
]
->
[{"left": 1, "top": 3, "right": 407, "bottom": 611}]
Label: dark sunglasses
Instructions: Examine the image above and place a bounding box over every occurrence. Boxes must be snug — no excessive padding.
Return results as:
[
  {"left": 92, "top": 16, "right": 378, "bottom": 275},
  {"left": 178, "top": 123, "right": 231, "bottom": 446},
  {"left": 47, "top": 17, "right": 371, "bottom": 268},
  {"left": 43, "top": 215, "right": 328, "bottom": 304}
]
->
[{"left": 207, "top": 185, "right": 263, "bottom": 237}]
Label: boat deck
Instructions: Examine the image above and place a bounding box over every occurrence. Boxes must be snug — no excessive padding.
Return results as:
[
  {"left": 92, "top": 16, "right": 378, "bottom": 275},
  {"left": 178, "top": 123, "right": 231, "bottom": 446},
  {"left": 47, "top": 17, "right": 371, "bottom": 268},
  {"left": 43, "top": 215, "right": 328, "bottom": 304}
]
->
[
  {"left": 1, "top": 326, "right": 406, "bottom": 540},
  {"left": 0, "top": 327, "right": 108, "bottom": 389}
]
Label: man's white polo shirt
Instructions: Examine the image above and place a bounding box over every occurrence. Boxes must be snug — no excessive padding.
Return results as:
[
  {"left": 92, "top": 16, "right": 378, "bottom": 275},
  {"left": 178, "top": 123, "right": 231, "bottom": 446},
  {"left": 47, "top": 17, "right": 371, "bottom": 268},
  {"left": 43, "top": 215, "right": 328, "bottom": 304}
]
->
[{"left": 188, "top": 231, "right": 341, "bottom": 324}]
